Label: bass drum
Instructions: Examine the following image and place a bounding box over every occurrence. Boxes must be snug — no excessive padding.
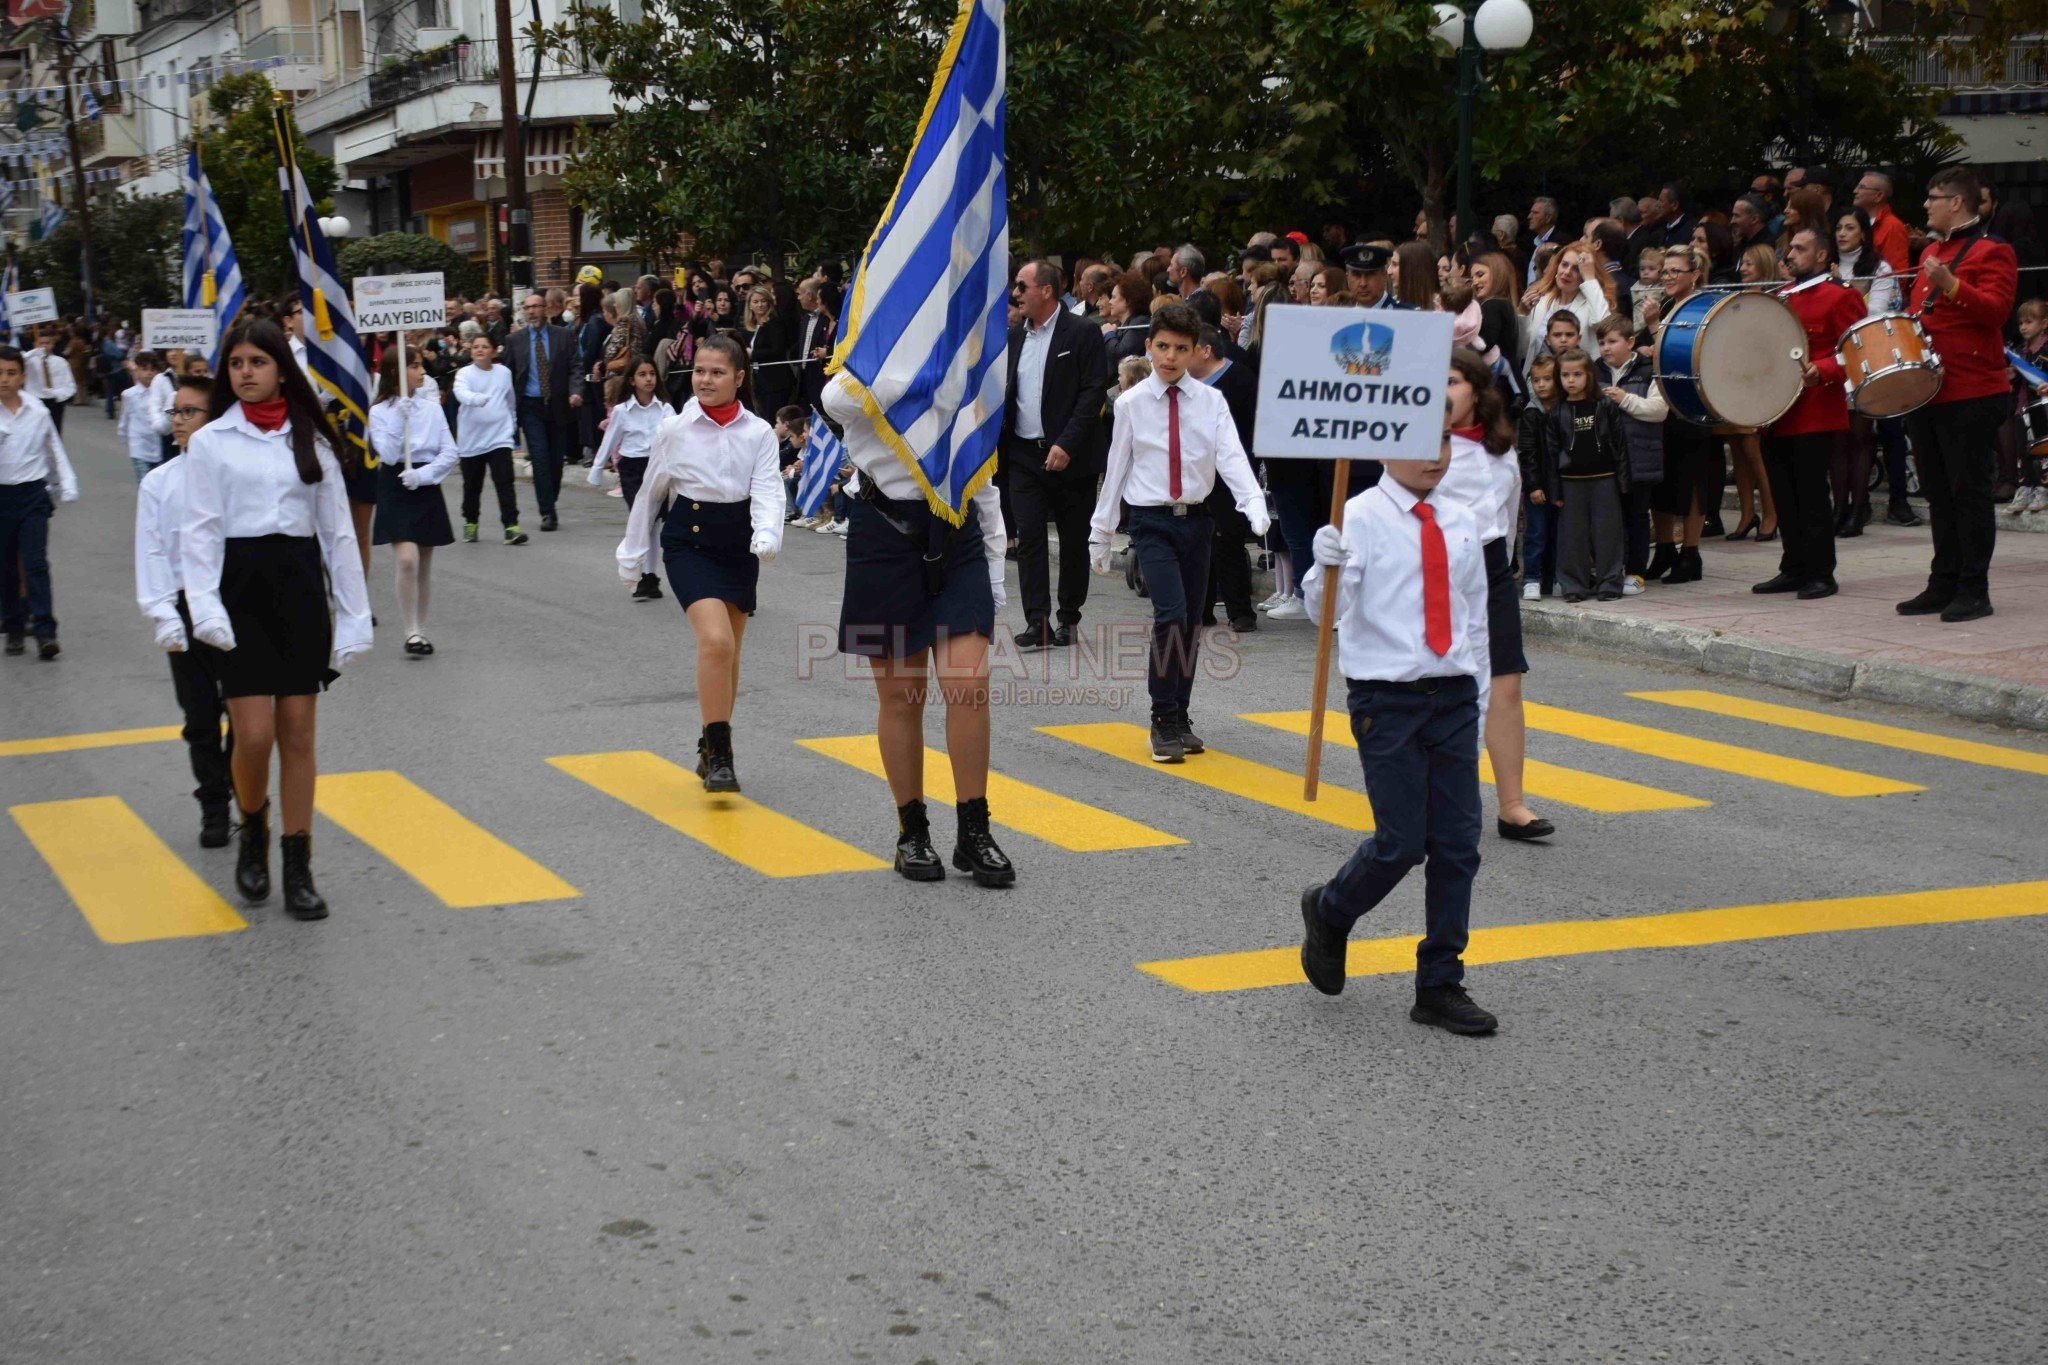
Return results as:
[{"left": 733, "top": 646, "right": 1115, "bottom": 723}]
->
[
  {"left": 1838, "top": 313, "right": 1943, "bottom": 418},
  {"left": 1654, "top": 289, "right": 1809, "bottom": 428},
  {"left": 2021, "top": 398, "right": 2048, "bottom": 457}
]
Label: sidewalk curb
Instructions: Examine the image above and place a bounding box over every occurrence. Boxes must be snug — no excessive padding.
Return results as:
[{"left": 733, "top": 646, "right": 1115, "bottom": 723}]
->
[{"left": 1523, "top": 601, "right": 2048, "bottom": 734}]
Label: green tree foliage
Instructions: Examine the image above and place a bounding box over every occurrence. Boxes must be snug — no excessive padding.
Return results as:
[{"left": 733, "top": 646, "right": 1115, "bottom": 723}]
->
[
  {"left": 336, "top": 232, "right": 485, "bottom": 298},
  {"left": 198, "top": 74, "right": 337, "bottom": 303},
  {"left": 20, "top": 193, "right": 182, "bottom": 322}
]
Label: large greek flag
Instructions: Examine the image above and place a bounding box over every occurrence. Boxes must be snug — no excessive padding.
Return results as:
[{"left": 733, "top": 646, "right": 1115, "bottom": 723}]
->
[
  {"left": 794, "top": 411, "right": 844, "bottom": 518},
  {"left": 827, "top": 0, "right": 1006, "bottom": 527},
  {"left": 271, "top": 102, "right": 373, "bottom": 465},
  {"left": 182, "top": 143, "right": 245, "bottom": 369}
]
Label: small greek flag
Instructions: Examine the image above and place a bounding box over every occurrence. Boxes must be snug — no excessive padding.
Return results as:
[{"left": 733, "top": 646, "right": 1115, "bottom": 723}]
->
[{"left": 794, "top": 411, "right": 844, "bottom": 518}]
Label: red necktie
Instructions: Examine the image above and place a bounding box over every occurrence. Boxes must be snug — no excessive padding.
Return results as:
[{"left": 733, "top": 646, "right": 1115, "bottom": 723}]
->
[
  {"left": 1166, "top": 383, "right": 1183, "bottom": 501},
  {"left": 1414, "top": 500, "right": 1453, "bottom": 656}
]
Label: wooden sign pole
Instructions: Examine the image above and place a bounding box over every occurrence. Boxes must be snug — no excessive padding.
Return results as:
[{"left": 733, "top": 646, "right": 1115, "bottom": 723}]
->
[{"left": 1302, "top": 458, "right": 1350, "bottom": 801}]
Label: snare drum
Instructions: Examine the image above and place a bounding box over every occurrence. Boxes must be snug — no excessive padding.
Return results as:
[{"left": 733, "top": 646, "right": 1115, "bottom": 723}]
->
[
  {"left": 1654, "top": 290, "right": 1809, "bottom": 428},
  {"left": 2020, "top": 398, "right": 2048, "bottom": 457},
  {"left": 1837, "top": 313, "right": 1943, "bottom": 418}
]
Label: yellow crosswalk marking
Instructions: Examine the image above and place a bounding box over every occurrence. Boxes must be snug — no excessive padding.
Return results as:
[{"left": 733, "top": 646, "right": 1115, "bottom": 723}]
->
[
  {"left": 315, "top": 771, "right": 579, "bottom": 908},
  {"left": 1140, "top": 879, "right": 2048, "bottom": 992},
  {"left": 798, "top": 735, "right": 1184, "bottom": 852},
  {"left": 1239, "top": 710, "right": 1709, "bottom": 813},
  {"left": 1632, "top": 689, "right": 2048, "bottom": 778},
  {"left": 1522, "top": 702, "right": 1921, "bottom": 798},
  {"left": 0, "top": 724, "right": 183, "bottom": 758},
  {"left": 1038, "top": 722, "right": 1375, "bottom": 831},
  {"left": 10, "top": 796, "right": 246, "bottom": 944},
  {"left": 549, "top": 750, "right": 887, "bottom": 877}
]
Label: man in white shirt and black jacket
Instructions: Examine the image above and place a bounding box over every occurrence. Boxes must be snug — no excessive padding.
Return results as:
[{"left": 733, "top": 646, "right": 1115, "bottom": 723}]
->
[{"left": 1005, "top": 259, "right": 1106, "bottom": 650}]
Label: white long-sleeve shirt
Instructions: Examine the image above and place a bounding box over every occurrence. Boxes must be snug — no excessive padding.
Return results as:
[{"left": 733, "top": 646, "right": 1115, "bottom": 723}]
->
[
  {"left": 0, "top": 395, "right": 77, "bottom": 498},
  {"left": 23, "top": 346, "right": 76, "bottom": 402},
  {"left": 594, "top": 394, "right": 675, "bottom": 468},
  {"left": 368, "top": 394, "right": 461, "bottom": 486},
  {"left": 821, "top": 371, "right": 1008, "bottom": 606},
  {"left": 1434, "top": 432, "right": 1522, "bottom": 546},
  {"left": 451, "top": 362, "right": 516, "bottom": 455},
  {"left": 1524, "top": 281, "right": 1613, "bottom": 368},
  {"left": 180, "top": 405, "right": 373, "bottom": 656},
  {"left": 119, "top": 376, "right": 170, "bottom": 467},
  {"left": 134, "top": 454, "right": 191, "bottom": 638},
  {"left": 616, "top": 400, "right": 785, "bottom": 578},
  {"left": 1090, "top": 371, "right": 1268, "bottom": 549},
  {"left": 1302, "top": 477, "right": 1490, "bottom": 693}
]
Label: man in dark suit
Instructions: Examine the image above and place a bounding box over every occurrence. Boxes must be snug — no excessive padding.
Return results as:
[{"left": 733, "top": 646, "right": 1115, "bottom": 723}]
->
[
  {"left": 1189, "top": 323, "right": 1260, "bottom": 631},
  {"left": 506, "top": 292, "right": 582, "bottom": 531},
  {"left": 1004, "top": 259, "right": 1107, "bottom": 649}
]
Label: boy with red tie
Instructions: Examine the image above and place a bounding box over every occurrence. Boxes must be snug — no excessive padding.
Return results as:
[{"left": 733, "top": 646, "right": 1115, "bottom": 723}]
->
[{"left": 1295, "top": 423, "right": 1496, "bottom": 1035}]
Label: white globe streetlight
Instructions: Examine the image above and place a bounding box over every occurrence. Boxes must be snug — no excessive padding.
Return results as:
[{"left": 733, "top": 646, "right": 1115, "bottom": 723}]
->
[{"left": 1445, "top": 0, "right": 1536, "bottom": 241}]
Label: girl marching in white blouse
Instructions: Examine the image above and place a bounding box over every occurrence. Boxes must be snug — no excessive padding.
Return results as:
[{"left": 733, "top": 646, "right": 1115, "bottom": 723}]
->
[
  {"left": 369, "top": 347, "right": 461, "bottom": 656},
  {"left": 593, "top": 356, "right": 675, "bottom": 601},
  {"left": 615, "top": 335, "right": 783, "bottom": 792},
  {"left": 183, "top": 318, "right": 373, "bottom": 921}
]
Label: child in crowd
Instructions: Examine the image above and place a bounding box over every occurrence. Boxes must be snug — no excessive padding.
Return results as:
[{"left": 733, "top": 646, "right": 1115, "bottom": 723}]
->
[
  {"left": 594, "top": 358, "right": 678, "bottom": 599},
  {"left": 1549, "top": 348, "right": 1629, "bottom": 603},
  {"left": 2010, "top": 300, "right": 2048, "bottom": 515},
  {"left": 0, "top": 344, "right": 78, "bottom": 660},
  {"left": 774, "top": 404, "right": 807, "bottom": 522},
  {"left": 118, "top": 350, "right": 172, "bottom": 481},
  {"left": 1536, "top": 310, "right": 1581, "bottom": 372},
  {"left": 1517, "top": 354, "right": 1561, "bottom": 599},
  {"left": 369, "top": 347, "right": 461, "bottom": 655},
  {"left": 451, "top": 333, "right": 525, "bottom": 545},
  {"left": 1296, "top": 421, "right": 1496, "bottom": 1036},
  {"left": 1631, "top": 248, "right": 1666, "bottom": 333},
  {"left": 135, "top": 374, "right": 234, "bottom": 847},
  {"left": 1594, "top": 314, "right": 1670, "bottom": 590}
]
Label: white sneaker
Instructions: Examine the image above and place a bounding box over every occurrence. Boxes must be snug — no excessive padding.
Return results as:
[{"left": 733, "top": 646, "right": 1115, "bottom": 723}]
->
[
  {"left": 2026, "top": 486, "right": 2048, "bottom": 514},
  {"left": 2006, "top": 489, "right": 2033, "bottom": 515},
  {"left": 1266, "top": 597, "right": 1307, "bottom": 620},
  {"left": 1622, "top": 574, "right": 1645, "bottom": 596},
  {"left": 1257, "top": 590, "right": 1286, "bottom": 611},
  {"left": 812, "top": 517, "right": 837, "bottom": 533},
  {"left": 829, "top": 518, "right": 850, "bottom": 536},
  {"left": 1522, "top": 581, "right": 1541, "bottom": 601}
]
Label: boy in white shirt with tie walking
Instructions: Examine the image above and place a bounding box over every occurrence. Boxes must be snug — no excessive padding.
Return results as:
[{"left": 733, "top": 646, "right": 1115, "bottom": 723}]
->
[
  {"left": 1296, "top": 423, "right": 1498, "bottom": 1035},
  {"left": 0, "top": 344, "right": 79, "bottom": 660}
]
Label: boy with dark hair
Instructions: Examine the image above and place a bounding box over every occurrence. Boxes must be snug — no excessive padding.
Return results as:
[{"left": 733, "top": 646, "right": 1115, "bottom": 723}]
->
[
  {"left": 1088, "top": 301, "right": 1269, "bottom": 762},
  {"left": 119, "top": 349, "right": 173, "bottom": 480},
  {"left": 0, "top": 344, "right": 79, "bottom": 660},
  {"left": 774, "top": 404, "right": 807, "bottom": 521}
]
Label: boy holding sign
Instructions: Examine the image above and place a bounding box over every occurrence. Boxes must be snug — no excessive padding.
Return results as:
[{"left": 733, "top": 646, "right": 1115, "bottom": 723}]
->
[{"left": 1295, "top": 422, "right": 1497, "bottom": 1036}]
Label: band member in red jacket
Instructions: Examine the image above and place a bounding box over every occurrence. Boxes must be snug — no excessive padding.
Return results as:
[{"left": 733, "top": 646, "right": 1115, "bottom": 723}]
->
[
  {"left": 1897, "top": 167, "right": 2020, "bottom": 623},
  {"left": 1753, "top": 226, "right": 1870, "bottom": 601}
]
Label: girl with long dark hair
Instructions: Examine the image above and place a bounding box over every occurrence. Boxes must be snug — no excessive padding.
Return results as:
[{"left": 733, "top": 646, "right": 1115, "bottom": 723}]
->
[
  {"left": 183, "top": 318, "right": 373, "bottom": 919},
  {"left": 369, "top": 345, "right": 460, "bottom": 655}
]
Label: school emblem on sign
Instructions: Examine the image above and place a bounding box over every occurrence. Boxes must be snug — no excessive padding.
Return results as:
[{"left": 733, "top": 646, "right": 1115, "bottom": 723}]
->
[{"left": 1329, "top": 321, "right": 1395, "bottom": 376}]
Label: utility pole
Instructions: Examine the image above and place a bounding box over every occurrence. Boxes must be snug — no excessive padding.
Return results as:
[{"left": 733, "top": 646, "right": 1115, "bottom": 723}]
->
[
  {"left": 55, "top": 35, "right": 94, "bottom": 319},
  {"left": 494, "top": 0, "right": 530, "bottom": 294}
]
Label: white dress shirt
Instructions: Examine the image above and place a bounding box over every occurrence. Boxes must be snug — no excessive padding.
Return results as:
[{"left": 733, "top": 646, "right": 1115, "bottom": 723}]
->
[
  {"left": 368, "top": 395, "right": 461, "bottom": 486},
  {"left": 23, "top": 346, "right": 76, "bottom": 402},
  {"left": 594, "top": 394, "right": 676, "bottom": 468},
  {"left": 180, "top": 405, "right": 373, "bottom": 658},
  {"left": 0, "top": 395, "right": 77, "bottom": 498},
  {"left": 451, "top": 362, "right": 517, "bottom": 455},
  {"left": 615, "top": 400, "right": 786, "bottom": 578},
  {"left": 821, "top": 372, "right": 1008, "bottom": 609},
  {"left": 119, "top": 380, "right": 167, "bottom": 467},
  {"left": 288, "top": 334, "right": 310, "bottom": 379},
  {"left": 1090, "top": 371, "right": 1269, "bottom": 550},
  {"left": 1302, "top": 477, "right": 1490, "bottom": 693},
  {"left": 134, "top": 454, "right": 192, "bottom": 640},
  {"left": 1011, "top": 310, "right": 1057, "bottom": 440},
  {"left": 1434, "top": 432, "right": 1522, "bottom": 546}
]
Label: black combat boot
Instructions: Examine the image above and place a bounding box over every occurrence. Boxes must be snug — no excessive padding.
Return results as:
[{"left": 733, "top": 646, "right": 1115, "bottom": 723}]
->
[
  {"left": 279, "top": 831, "right": 329, "bottom": 921},
  {"left": 235, "top": 801, "right": 271, "bottom": 903},
  {"left": 893, "top": 799, "right": 945, "bottom": 882},
  {"left": 698, "top": 721, "right": 739, "bottom": 793},
  {"left": 951, "top": 796, "right": 1015, "bottom": 888},
  {"left": 199, "top": 801, "right": 233, "bottom": 849}
]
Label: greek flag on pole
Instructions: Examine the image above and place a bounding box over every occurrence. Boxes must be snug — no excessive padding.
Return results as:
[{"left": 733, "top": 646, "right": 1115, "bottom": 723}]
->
[
  {"left": 271, "top": 102, "right": 373, "bottom": 465},
  {"left": 182, "top": 144, "right": 245, "bottom": 368},
  {"left": 826, "top": 0, "right": 1006, "bottom": 527},
  {"left": 794, "top": 411, "right": 843, "bottom": 518}
]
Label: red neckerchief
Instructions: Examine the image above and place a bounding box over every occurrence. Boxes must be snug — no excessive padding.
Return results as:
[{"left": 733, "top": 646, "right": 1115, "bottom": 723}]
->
[
  {"left": 1451, "top": 424, "right": 1485, "bottom": 443},
  {"left": 241, "top": 397, "right": 289, "bottom": 431},
  {"left": 702, "top": 399, "right": 743, "bottom": 426}
]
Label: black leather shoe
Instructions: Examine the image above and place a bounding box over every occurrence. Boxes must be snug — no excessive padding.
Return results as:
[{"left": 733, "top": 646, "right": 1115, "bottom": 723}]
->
[
  {"left": 1702, "top": 515, "right": 1726, "bottom": 538},
  {"left": 1940, "top": 595, "right": 1993, "bottom": 623},
  {"left": 540, "top": 513, "right": 559, "bottom": 532},
  {"left": 1724, "top": 517, "right": 1756, "bottom": 541},
  {"left": 1299, "top": 885, "right": 1347, "bottom": 996},
  {"left": 1149, "top": 720, "right": 1185, "bottom": 764},
  {"left": 1752, "top": 572, "right": 1801, "bottom": 594},
  {"left": 1661, "top": 546, "right": 1702, "bottom": 584},
  {"left": 200, "top": 804, "right": 232, "bottom": 849},
  {"left": 1885, "top": 504, "right": 1922, "bottom": 528},
  {"left": 1754, "top": 526, "right": 1779, "bottom": 544},
  {"left": 1896, "top": 589, "right": 1953, "bottom": 616},
  {"left": 235, "top": 802, "right": 271, "bottom": 903},
  {"left": 951, "top": 796, "right": 1015, "bottom": 888},
  {"left": 893, "top": 800, "right": 946, "bottom": 882},
  {"left": 36, "top": 637, "right": 59, "bottom": 660},
  {"left": 1411, "top": 983, "right": 1497, "bottom": 1035},
  {"left": 1175, "top": 712, "right": 1204, "bottom": 754},
  {"left": 1797, "top": 576, "right": 1839, "bottom": 600},
  {"left": 1229, "top": 613, "right": 1259, "bottom": 633},
  {"left": 696, "top": 722, "right": 740, "bottom": 793},
  {"left": 3, "top": 635, "right": 22, "bottom": 656},
  {"left": 1496, "top": 815, "right": 1554, "bottom": 841},
  {"left": 1645, "top": 543, "right": 1678, "bottom": 580},
  {"left": 632, "top": 573, "right": 663, "bottom": 601},
  {"left": 1013, "top": 623, "right": 1052, "bottom": 651},
  {"left": 1049, "top": 625, "right": 1074, "bottom": 647},
  {"left": 279, "top": 831, "right": 329, "bottom": 921}
]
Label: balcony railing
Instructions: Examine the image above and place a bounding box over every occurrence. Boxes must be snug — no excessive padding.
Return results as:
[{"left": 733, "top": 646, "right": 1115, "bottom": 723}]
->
[
  {"left": 244, "top": 26, "right": 322, "bottom": 66},
  {"left": 1869, "top": 37, "right": 2047, "bottom": 91},
  {"left": 365, "top": 36, "right": 587, "bottom": 110}
]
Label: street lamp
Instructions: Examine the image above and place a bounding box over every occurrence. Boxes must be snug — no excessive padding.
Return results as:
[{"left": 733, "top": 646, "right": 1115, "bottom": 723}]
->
[
  {"left": 319, "top": 215, "right": 351, "bottom": 239},
  {"left": 1433, "top": 0, "right": 1534, "bottom": 244}
]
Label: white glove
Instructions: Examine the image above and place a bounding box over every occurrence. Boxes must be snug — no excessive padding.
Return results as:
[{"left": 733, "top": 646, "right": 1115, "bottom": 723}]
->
[
  {"left": 1090, "top": 544, "right": 1113, "bottom": 576},
  {"left": 59, "top": 487, "right": 78, "bottom": 504},
  {"left": 750, "top": 531, "right": 778, "bottom": 562},
  {"left": 154, "top": 619, "right": 189, "bottom": 653},
  {"left": 398, "top": 466, "right": 424, "bottom": 490},
  {"left": 1248, "top": 511, "right": 1272, "bottom": 539},
  {"left": 192, "top": 618, "right": 236, "bottom": 651},
  {"left": 1312, "top": 524, "right": 1348, "bottom": 568},
  {"left": 586, "top": 461, "right": 606, "bottom": 487},
  {"left": 619, "top": 561, "right": 644, "bottom": 584},
  {"left": 992, "top": 585, "right": 1008, "bottom": 616},
  {"left": 331, "top": 643, "right": 369, "bottom": 671}
]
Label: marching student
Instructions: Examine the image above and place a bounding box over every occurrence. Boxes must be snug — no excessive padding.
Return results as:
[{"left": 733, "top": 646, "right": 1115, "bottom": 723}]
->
[
  {"left": 615, "top": 335, "right": 782, "bottom": 793},
  {"left": 135, "top": 374, "right": 234, "bottom": 847},
  {"left": 183, "top": 318, "right": 373, "bottom": 921},
  {"left": 1087, "top": 300, "right": 1270, "bottom": 763},
  {"left": 119, "top": 351, "right": 174, "bottom": 481},
  {"left": 23, "top": 326, "right": 76, "bottom": 433},
  {"left": 593, "top": 356, "right": 676, "bottom": 601},
  {"left": 1296, "top": 420, "right": 1497, "bottom": 1036},
  {"left": 452, "top": 333, "right": 527, "bottom": 545},
  {"left": 369, "top": 347, "right": 461, "bottom": 655},
  {"left": 0, "top": 344, "right": 79, "bottom": 661}
]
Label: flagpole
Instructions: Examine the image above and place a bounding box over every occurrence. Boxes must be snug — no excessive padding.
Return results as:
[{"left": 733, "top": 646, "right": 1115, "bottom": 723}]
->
[
  {"left": 271, "top": 96, "right": 332, "bottom": 342},
  {"left": 192, "top": 135, "right": 217, "bottom": 308}
]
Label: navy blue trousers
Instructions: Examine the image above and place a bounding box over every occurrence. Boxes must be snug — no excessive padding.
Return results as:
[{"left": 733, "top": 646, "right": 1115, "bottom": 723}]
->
[
  {"left": 1315, "top": 675, "right": 1483, "bottom": 988},
  {"left": 0, "top": 479, "right": 54, "bottom": 640},
  {"left": 1127, "top": 506, "right": 1211, "bottom": 720}
]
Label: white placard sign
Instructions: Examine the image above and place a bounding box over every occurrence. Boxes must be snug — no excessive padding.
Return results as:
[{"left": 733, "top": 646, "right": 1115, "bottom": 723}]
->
[
  {"left": 351, "top": 271, "right": 446, "bottom": 331},
  {"left": 1252, "top": 304, "right": 1456, "bottom": 462},
  {"left": 6, "top": 287, "right": 58, "bottom": 328},
  {"left": 142, "top": 308, "right": 218, "bottom": 354}
]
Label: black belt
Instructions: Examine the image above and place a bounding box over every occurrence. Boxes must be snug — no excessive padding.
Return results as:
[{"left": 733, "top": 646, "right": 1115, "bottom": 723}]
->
[
  {"left": 1356, "top": 675, "right": 1465, "bottom": 694},
  {"left": 856, "top": 479, "right": 956, "bottom": 598},
  {"left": 1133, "top": 502, "right": 1207, "bottom": 518}
]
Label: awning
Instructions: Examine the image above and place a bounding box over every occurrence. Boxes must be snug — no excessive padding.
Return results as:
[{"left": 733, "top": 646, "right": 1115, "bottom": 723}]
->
[{"left": 473, "top": 126, "right": 580, "bottom": 181}]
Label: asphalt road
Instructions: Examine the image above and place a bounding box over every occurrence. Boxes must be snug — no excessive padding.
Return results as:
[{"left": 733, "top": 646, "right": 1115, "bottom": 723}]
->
[{"left": 4, "top": 411, "right": 2045, "bottom": 1363}]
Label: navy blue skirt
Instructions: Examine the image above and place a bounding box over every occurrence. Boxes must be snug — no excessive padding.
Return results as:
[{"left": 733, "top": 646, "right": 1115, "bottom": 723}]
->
[
  {"left": 661, "top": 497, "right": 758, "bottom": 613},
  {"left": 1484, "top": 536, "right": 1528, "bottom": 677},
  {"left": 838, "top": 496, "right": 995, "bottom": 658},
  {"left": 371, "top": 460, "right": 455, "bottom": 547}
]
